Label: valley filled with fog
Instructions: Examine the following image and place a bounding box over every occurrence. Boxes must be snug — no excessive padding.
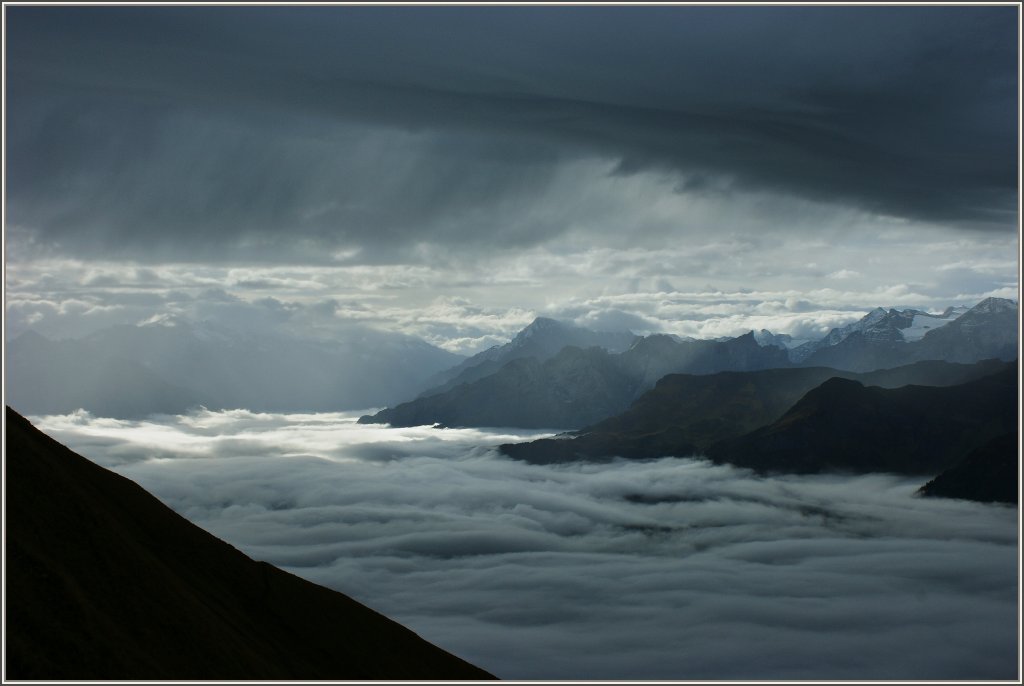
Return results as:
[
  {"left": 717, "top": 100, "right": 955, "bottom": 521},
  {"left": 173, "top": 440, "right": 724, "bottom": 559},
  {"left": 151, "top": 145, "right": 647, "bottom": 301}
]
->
[
  {"left": 6, "top": 5, "right": 1019, "bottom": 682},
  {"left": 32, "top": 408, "right": 1018, "bottom": 680}
]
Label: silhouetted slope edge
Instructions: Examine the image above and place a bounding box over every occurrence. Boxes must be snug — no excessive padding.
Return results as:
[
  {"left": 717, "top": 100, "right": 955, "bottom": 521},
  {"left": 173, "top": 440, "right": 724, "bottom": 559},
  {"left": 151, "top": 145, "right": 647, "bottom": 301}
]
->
[
  {"left": 4, "top": 407, "right": 494, "bottom": 680},
  {"left": 918, "top": 432, "right": 1019, "bottom": 504},
  {"left": 499, "top": 360, "right": 1018, "bottom": 503},
  {"left": 706, "top": 364, "right": 1017, "bottom": 478},
  {"left": 501, "top": 359, "right": 1008, "bottom": 464}
]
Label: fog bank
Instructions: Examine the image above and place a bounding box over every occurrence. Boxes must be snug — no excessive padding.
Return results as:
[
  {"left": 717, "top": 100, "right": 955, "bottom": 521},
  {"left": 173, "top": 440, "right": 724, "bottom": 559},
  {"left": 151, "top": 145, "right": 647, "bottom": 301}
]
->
[{"left": 31, "top": 409, "right": 1019, "bottom": 680}]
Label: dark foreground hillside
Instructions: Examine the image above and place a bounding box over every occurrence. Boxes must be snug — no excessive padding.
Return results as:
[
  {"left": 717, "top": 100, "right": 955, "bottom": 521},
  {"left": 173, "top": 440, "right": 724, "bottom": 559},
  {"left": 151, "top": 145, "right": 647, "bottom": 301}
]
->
[{"left": 4, "top": 407, "right": 494, "bottom": 681}]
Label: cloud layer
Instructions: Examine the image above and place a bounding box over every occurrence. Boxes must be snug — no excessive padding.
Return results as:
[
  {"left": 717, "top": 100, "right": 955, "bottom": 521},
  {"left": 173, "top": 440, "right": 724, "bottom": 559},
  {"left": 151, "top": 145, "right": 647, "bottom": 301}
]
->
[
  {"left": 31, "top": 409, "right": 1019, "bottom": 680},
  {"left": 6, "top": 5, "right": 1018, "bottom": 264},
  {"left": 5, "top": 6, "right": 1018, "bottom": 356},
  {"left": 6, "top": 224, "right": 1017, "bottom": 355}
]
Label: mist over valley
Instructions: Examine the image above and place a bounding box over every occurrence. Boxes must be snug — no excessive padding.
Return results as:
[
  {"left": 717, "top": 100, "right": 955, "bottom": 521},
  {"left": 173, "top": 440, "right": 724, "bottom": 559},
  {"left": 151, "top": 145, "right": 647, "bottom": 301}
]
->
[{"left": 22, "top": 407, "right": 1019, "bottom": 680}]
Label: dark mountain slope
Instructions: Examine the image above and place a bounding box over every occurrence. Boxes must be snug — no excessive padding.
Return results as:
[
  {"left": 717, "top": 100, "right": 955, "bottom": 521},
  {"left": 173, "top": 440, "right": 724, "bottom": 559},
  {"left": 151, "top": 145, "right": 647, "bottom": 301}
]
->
[
  {"left": 855, "top": 358, "right": 1008, "bottom": 388},
  {"left": 911, "top": 296, "right": 1018, "bottom": 364},
  {"left": 363, "top": 346, "right": 638, "bottom": 429},
  {"left": 706, "top": 364, "right": 1017, "bottom": 476},
  {"left": 4, "top": 407, "right": 493, "bottom": 680},
  {"left": 799, "top": 329, "right": 912, "bottom": 373},
  {"left": 502, "top": 366, "right": 845, "bottom": 463},
  {"left": 419, "top": 317, "right": 639, "bottom": 398},
  {"left": 501, "top": 359, "right": 1008, "bottom": 464},
  {"left": 363, "top": 298, "right": 1015, "bottom": 431},
  {"left": 918, "top": 432, "right": 1019, "bottom": 504},
  {"left": 618, "top": 331, "right": 792, "bottom": 391},
  {"left": 364, "top": 331, "right": 791, "bottom": 430}
]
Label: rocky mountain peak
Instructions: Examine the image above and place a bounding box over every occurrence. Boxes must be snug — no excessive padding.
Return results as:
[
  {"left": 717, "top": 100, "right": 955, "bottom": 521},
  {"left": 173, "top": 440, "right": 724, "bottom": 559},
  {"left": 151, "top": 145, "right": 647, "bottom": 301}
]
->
[{"left": 968, "top": 297, "right": 1017, "bottom": 315}]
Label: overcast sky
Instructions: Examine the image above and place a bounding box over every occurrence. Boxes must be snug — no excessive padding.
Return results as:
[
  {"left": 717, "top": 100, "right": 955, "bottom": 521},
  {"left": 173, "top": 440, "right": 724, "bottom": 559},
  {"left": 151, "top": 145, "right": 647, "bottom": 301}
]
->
[{"left": 5, "top": 5, "right": 1019, "bottom": 353}]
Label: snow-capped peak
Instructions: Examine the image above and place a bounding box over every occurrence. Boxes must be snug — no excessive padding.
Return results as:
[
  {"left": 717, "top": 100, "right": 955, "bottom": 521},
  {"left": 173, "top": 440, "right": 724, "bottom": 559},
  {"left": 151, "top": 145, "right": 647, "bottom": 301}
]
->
[{"left": 860, "top": 307, "right": 890, "bottom": 328}]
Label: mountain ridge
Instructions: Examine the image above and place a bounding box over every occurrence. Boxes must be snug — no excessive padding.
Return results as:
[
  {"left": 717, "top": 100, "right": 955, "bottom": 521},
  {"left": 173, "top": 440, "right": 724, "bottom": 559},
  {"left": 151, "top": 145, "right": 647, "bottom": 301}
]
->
[
  {"left": 417, "top": 317, "right": 640, "bottom": 398},
  {"left": 364, "top": 298, "right": 1015, "bottom": 430},
  {"left": 500, "top": 359, "right": 1010, "bottom": 464},
  {"left": 362, "top": 331, "right": 791, "bottom": 429},
  {"left": 796, "top": 297, "right": 1016, "bottom": 371},
  {"left": 705, "top": 363, "right": 1017, "bottom": 477},
  {"left": 918, "top": 432, "right": 1018, "bottom": 504}
]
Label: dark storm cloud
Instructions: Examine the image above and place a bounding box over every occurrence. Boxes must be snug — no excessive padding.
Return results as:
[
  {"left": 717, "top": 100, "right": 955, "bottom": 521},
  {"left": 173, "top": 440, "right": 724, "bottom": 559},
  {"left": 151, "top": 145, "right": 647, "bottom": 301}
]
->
[
  {"left": 31, "top": 410, "right": 1020, "bottom": 680},
  {"left": 5, "top": 5, "right": 1017, "bottom": 261}
]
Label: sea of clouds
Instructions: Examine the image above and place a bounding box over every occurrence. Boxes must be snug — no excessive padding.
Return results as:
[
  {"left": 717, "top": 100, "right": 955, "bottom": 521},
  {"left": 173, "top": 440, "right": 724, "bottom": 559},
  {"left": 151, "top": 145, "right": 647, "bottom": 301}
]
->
[{"left": 31, "top": 408, "right": 1019, "bottom": 680}]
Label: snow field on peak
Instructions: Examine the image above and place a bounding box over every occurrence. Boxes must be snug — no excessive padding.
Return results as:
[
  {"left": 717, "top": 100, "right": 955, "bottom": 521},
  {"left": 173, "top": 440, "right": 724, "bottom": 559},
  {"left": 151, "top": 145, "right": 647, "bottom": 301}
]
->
[{"left": 900, "top": 311, "right": 961, "bottom": 342}]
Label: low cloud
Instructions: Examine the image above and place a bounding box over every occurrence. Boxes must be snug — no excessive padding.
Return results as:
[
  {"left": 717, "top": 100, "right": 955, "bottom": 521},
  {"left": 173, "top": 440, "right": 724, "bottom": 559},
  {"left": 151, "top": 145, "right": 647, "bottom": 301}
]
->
[
  {"left": 30, "top": 409, "right": 1019, "bottom": 680},
  {"left": 569, "top": 309, "right": 662, "bottom": 335},
  {"left": 6, "top": 223, "right": 1016, "bottom": 352}
]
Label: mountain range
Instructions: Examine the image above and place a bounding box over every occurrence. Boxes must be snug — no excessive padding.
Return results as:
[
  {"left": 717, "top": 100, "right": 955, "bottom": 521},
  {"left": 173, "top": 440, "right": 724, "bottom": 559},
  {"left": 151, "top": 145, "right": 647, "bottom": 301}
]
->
[
  {"left": 5, "top": 406, "right": 493, "bottom": 680},
  {"left": 360, "top": 330, "right": 790, "bottom": 429},
  {"left": 5, "top": 297, "right": 1016, "bottom": 426},
  {"left": 500, "top": 359, "right": 1009, "bottom": 463},
  {"left": 363, "top": 298, "right": 1017, "bottom": 430},
  {"left": 797, "top": 299, "right": 1016, "bottom": 371},
  {"left": 787, "top": 306, "right": 965, "bottom": 362},
  {"left": 417, "top": 317, "right": 640, "bottom": 398},
  {"left": 503, "top": 360, "right": 1017, "bottom": 503},
  {"left": 706, "top": 362, "right": 1017, "bottom": 478}
]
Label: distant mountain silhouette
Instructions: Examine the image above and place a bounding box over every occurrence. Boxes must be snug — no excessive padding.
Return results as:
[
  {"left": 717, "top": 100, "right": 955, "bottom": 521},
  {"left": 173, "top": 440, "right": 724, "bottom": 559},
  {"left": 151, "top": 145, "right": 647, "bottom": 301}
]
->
[
  {"left": 918, "top": 432, "right": 1018, "bottom": 504},
  {"left": 797, "top": 298, "right": 1017, "bottom": 372},
  {"left": 362, "top": 331, "right": 790, "bottom": 429},
  {"left": 706, "top": 363, "right": 1016, "bottom": 477},
  {"left": 798, "top": 329, "right": 912, "bottom": 373},
  {"left": 365, "top": 298, "right": 1015, "bottom": 430},
  {"left": 418, "top": 317, "right": 639, "bottom": 398},
  {"left": 5, "top": 407, "right": 493, "bottom": 680},
  {"left": 910, "top": 297, "right": 1018, "bottom": 364},
  {"left": 789, "top": 306, "right": 919, "bottom": 363},
  {"left": 501, "top": 359, "right": 1009, "bottom": 464},
  {"left": 618, "top": 331, "right": 792, "bottom": 391},
  {"left": 365, "top": 345, "right": 637, "bottom": 429}
]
